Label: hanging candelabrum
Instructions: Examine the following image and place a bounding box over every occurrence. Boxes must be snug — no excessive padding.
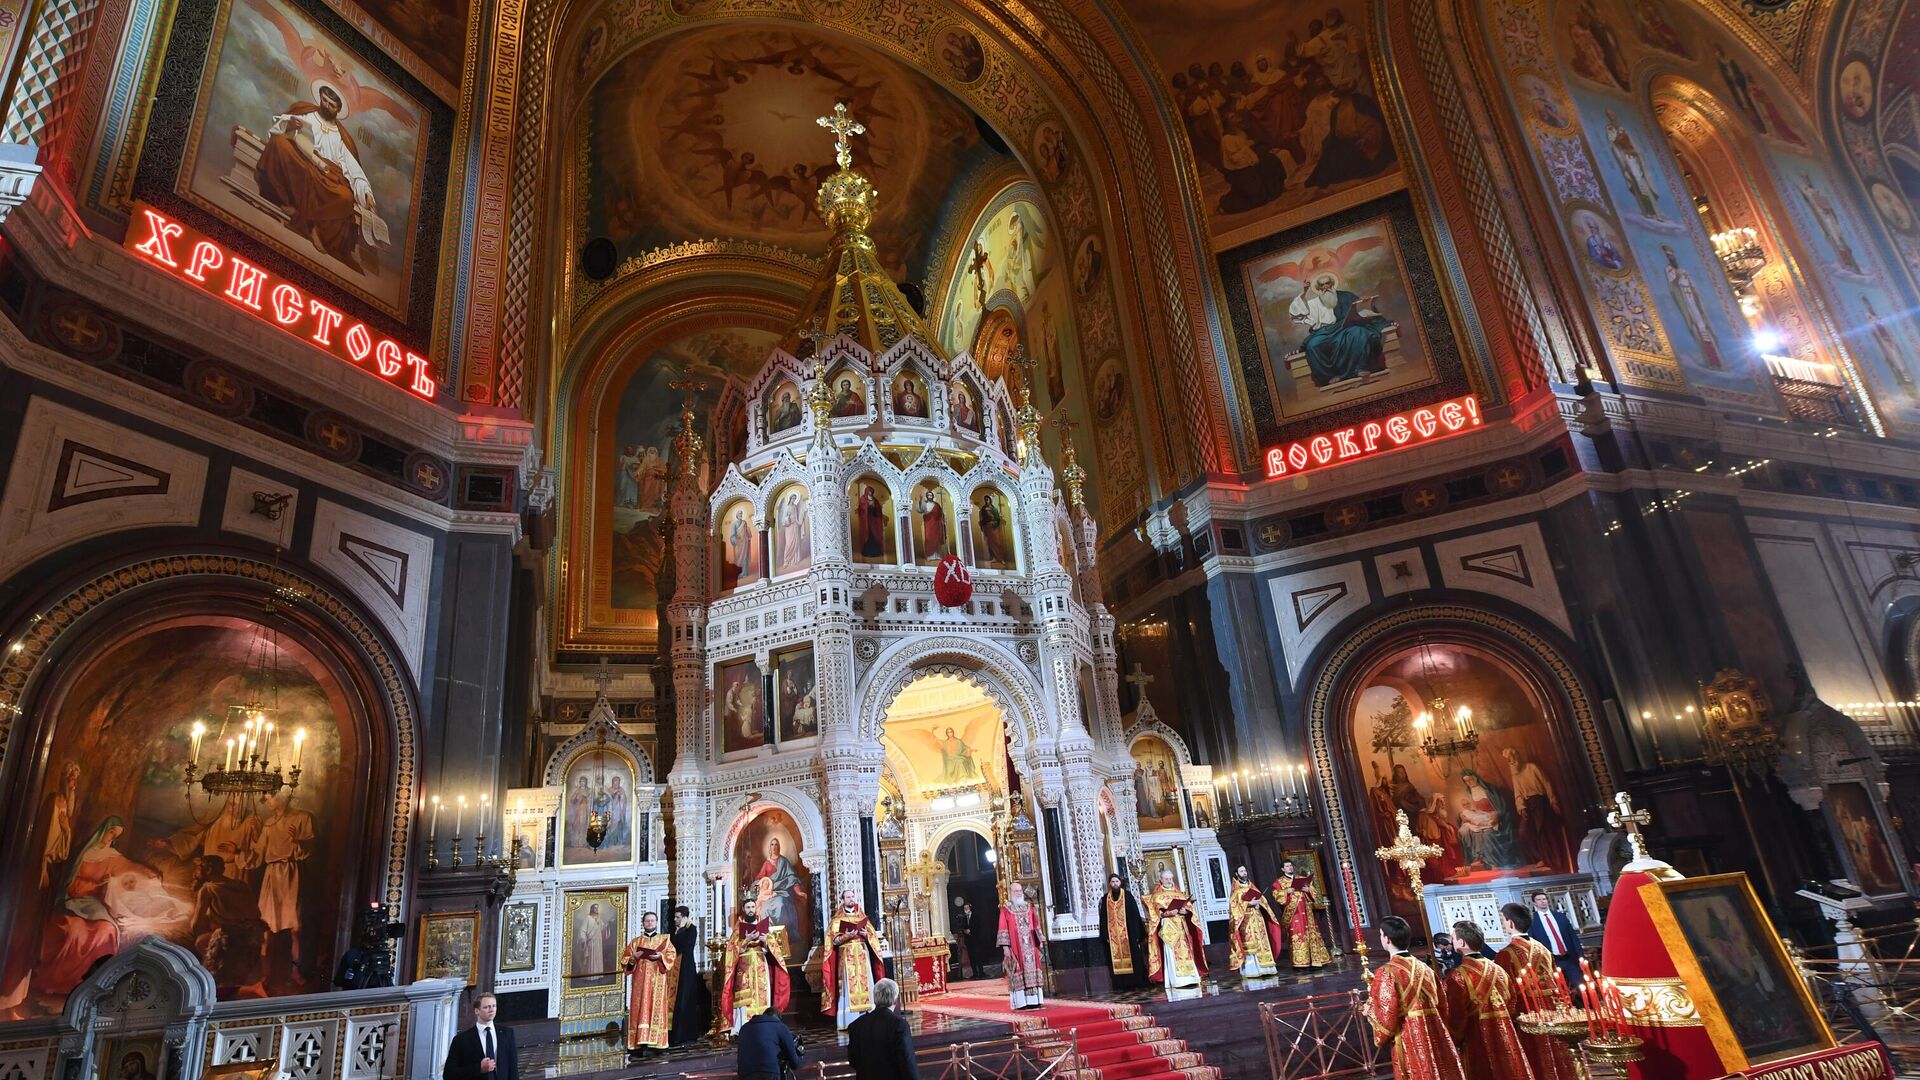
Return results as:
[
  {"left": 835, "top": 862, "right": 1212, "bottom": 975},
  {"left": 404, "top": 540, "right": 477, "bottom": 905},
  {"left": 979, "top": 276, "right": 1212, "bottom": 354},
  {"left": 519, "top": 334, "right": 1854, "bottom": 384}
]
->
[
  {"left": 1213, "top": 761, "right": 1316, "bottom": 824},
  {"left": 181, "top": 601, "right": 305, "bottom": 806},
  {"left": 1414, "top": 698, "right": 1480, "bottom": 760}
]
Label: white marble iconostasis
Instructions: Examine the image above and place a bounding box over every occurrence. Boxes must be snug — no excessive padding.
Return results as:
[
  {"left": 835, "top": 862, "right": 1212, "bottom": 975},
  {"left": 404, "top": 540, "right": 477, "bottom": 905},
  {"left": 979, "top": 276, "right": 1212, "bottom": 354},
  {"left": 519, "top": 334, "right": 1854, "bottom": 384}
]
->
[
  {"left": 495, "top": 707, "right": 670, "bottom": 1027},
  {"left": 1126, "top": 713, "right": 1229, "bottom": 926}
]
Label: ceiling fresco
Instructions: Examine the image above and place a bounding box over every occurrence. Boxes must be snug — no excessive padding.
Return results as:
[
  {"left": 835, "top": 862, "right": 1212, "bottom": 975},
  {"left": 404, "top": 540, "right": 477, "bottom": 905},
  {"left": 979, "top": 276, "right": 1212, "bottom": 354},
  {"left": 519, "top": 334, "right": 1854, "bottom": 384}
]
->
[{"left": 581, "top": 24, "right": 990, "bottom": 282}]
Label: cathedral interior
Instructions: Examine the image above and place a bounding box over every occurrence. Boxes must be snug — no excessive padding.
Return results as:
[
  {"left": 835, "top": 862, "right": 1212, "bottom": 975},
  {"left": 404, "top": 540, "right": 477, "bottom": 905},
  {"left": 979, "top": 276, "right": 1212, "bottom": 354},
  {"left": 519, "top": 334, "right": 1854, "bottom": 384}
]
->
[{"left": 1, "top": 0, "right": 1920, "bottom": 1075}]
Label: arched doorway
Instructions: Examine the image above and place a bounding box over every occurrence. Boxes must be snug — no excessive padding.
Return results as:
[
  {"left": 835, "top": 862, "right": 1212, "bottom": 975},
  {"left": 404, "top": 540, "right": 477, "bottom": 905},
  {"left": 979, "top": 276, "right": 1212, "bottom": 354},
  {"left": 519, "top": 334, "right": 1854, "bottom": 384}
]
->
[{"left": 935, "top": 828, "right": 998, "bottom": 980}]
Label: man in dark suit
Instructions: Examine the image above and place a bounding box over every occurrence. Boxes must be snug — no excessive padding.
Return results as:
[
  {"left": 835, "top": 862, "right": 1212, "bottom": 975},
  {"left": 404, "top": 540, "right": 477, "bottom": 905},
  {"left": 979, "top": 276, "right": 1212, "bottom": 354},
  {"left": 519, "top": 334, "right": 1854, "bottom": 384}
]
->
[
  {"left": 1528, "top": 890, "right": 1584, "bottom": 991},
  {"left": 735, "top": 1006, "right": 802, "bottom": 1080},
  {"left": 847, "top": 978, "right": 919, "bottom": 1080},
  {"left": 443, "top": 992, "right": 516, "bottom": 1080}
]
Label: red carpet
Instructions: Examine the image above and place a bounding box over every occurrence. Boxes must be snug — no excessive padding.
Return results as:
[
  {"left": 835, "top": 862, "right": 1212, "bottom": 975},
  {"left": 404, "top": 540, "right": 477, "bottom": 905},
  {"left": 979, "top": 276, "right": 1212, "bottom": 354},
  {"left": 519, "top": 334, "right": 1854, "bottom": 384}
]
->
[{"left": 921, "top": 993, "right": 1220, "bottom": 1080}]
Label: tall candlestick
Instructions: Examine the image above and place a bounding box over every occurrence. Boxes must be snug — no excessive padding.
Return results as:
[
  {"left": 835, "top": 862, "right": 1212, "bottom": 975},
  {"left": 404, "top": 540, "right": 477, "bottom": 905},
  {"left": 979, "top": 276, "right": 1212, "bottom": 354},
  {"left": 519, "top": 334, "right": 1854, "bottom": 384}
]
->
[
  {"left": 1341, "top": 859, "right": 1363, "bottom": 938},
  {"left": 225, "top": 737, "right": 235, "bottom": 772},
  {"left": 190, "top": 721, "right": 205, "bottom": 766}
]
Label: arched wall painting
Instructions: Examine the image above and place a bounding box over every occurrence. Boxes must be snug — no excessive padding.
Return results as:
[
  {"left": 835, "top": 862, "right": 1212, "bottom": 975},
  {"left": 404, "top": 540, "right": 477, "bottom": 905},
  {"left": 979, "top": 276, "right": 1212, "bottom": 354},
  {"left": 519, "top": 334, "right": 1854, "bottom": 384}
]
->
[
  {"left": 1347, "top": 642, "right": 1581, "bottom": 921},
  {"left": 734, "top": 808, "right": 813, "bottom": 962},
  {"left": 582, "top": 24, "right": 982, "bottom": 282},
  {"left": 938, "top": 201, "right": 1052, "bottom": 366},
  {"left": 1111, "top": 0, "right": 1401, "bottom": 246},
  {"left": 0, "top": 619, "right": 357, "bottom": 1016},
  {"left": 715, "top": 500, "right": 761, "bottom": 592},
  {"left": 849, "top": 479, "right": 897, "bottom": 565},
  {"left": 561, "top": 750, "right": 635, "bottom": 866},
  {"left": 911, "top": 482, "right": 955, "bottom": 564},
  {"left": 606, "top": 328, "right": 777, "bottom": 622},
  {"left": 766, "top": 380, "right": 804, "bottom": 437},
  {"left": 770, "top": 486, "right": 812, "bottom": 577},
  {"left": 971, "top": 487, "right": 1016, "bottom": 571},
  {"left": 1131, "top": 735, "right": 1184, "bottom": 832},
  {"left": 718, "top": 657, "right": 768, "bottom": 755}
]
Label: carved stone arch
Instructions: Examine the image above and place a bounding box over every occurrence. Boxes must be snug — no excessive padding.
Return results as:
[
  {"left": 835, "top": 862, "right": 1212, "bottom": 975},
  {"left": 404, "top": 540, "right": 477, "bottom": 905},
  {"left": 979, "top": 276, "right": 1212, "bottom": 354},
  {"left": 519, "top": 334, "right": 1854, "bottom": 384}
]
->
[
  {"left": 857, "top": 637, "right": 1048, "bottom": 761},
  {"left": 712, "top": 791, "right": 830, "bottom": 870},
  {"left": 1302, "top": 604, "right": 1610, "bottom": 923},
  {"left": 707, "top": 465, "right": 762, "bottom": 527},
  {"left": 58, "top": 938, "right": 217, "bottom": 1070},
  {"left": 543, "top": 709, "right": 657, "bottom": 786},
  {"left": 1125, "top": 716, "right": 1195, "bottom": 769},
  {"left": 843, "top": 442, "right": 908, "bottom": 497},
  {"left": 927, "top": 817, "right": 997, "bottom": 857}
]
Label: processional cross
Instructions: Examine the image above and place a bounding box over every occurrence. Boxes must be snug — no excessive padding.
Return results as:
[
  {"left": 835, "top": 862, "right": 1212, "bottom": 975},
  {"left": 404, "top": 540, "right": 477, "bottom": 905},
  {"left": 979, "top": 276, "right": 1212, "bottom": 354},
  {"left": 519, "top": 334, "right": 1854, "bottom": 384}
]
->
[
  {"left": 1606, "top": 790, "right": 1653, "bottom": 862},
  {"left": 816, "top": 101, "right": 866, "bottom": 169},
  {"left": 1375, "top": 809, "right": 1444, "bottom": 898}
]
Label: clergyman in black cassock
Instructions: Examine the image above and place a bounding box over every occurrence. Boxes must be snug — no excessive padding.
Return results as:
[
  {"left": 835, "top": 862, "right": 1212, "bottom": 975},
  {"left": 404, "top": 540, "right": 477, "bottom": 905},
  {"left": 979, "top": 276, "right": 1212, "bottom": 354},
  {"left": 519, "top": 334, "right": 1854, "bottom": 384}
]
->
[
  {"left": 668, "top": 907, "right": 713, "bottom": 1045},
  {"left": 1097, "top": 873, "right": 1150, "bottom": 990}
]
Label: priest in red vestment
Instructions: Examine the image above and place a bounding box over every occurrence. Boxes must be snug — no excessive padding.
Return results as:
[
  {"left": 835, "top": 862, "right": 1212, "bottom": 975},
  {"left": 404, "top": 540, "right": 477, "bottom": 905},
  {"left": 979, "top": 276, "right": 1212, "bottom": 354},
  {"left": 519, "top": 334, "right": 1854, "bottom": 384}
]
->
[
  {"left": 1443, "top": 921, "right": 1534, "bottom": 1080},
  {"left": 1369, "top": 916, "right": 1466, "bottom": 1080},
  {"left": 619, "top": 911, "right": 678, "bottom": 1054},
  {"left": 997, "top": 881, "right": 1047, "bottom": 1010},
  {"left": 820, "top": 890, "right": 886, "bottom": 1030},
  {"left": 1496, "top": 904, "right": 1579, "bottom": 1080},
  {"left": 721, "top": 896, "right": 792, "bottom": 1034}
]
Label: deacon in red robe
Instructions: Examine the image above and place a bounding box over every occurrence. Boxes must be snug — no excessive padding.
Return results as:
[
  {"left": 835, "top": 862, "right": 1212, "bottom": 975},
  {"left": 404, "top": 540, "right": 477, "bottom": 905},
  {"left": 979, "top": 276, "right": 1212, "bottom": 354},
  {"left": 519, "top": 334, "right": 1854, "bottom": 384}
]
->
[
  {"left": 820, "top": 890, "right": 886, "bottom": 1030},
  {"left": 619, "top": 911, "right": 677, "bottom": 1053},
  {"left": 997, "top": 881, "right": 1047, "bottom": 1009},
  {"left": 720, "top": 896, "right": 791, "bottom": 1034},
  {"left": 1496, "top": 904, "right": 1579, "bottom": 1080},
  {"left": 1369, "top": 916, "right": 1467, "bottom": 1080},
  {"left": 1442, "top": 921, "right": 1534, "bottom": 1080}
]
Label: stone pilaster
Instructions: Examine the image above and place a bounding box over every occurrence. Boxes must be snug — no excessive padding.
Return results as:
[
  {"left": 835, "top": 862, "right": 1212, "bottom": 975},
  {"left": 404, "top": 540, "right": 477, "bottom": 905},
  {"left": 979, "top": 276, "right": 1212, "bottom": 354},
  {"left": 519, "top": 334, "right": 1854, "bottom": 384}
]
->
[{"left": 667, "top": 445, "right": 711, "bottom": 924}]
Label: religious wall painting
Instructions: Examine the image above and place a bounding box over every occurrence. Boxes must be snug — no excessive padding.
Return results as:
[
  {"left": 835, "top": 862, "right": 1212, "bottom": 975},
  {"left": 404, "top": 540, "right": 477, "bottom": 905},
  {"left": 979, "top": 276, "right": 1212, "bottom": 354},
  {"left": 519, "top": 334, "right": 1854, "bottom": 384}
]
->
[
  {"left": 971, "top": 486, "right": 1017, "bottom": 571},
  {"left": 849, "top": 478, "right": 897, "bottom": 565},
  {"left": 1651, "top": 875, "right": 1832, "bottom": 1065},
  {"left": 892, "top": 371, "right": 931, "bottom": 419},
  {"left": 1625, "top": 0, "right": 1690, "bottom": 59},
  {"left": 1563, "top": 0, "right": 1630, "bottom": 91},
  {"left": 774, "top": 647, "right": 817, "bottom": 743},
  {"left": 563, "top": 890, "right": 626, "bottom": 989},
  {"left": 0, "top": 618, "right": 353, "bottom": 1016},
  {"left": 1347, "top": 641, "right": 1580, "bottom": 921},
  {"left": 583, "top": 25, "right": 982, "bottom": 281},
  {"left": 829, "top": 367, "right": 870, "bottom": 419},
  {"left": 1119, "top": 0, "right": 1402, "bottom": 246},
  {"left": 353, "top": 0, "right": 467, "bottom": 91},
  {"left": 911, "top": 481, "right": 956, "bottom": 564},
  {"left": 715, "top": 499, "right": 762, "bottom": 593},
  {"left": 1517, "top": 75, "right": 1574, "bottom": 130},
  {"left": 770, "top": 485, "right": 812, "bottom": 577},
  {"left": 1093, "top": 356, "right": 1127, "bottom": 422},
  {"left": 996, "top": 405, "right": 1016, "bottom": 458},
  {"left": 1568, "top": 208, "right": 1628, "bottom": 274},
  {"left": 561, "top": 749, "right": 634, "bottom": 865},
  {"left": 607, "top": 329, "right": 778, "bottom": 616},
  {"left": 1190, "top": 788, "right": 1217, "bottom": 830},
  {"left": 97, "top": 1036, "right": 165, "bottom": 1080},
  {"left": 734, "top": 808, "right": 812, "bottom": 960},
  {"left": 718, "top": 657, "right": 768, "bottom": 755},
  {"left": 1072, "top": 235, "right": 1103, "bottom": 297},
  {"left": 970, "top": 311, "right": 1021, "bottom": 387},
  {"left": 1033, "top": 121, "right": 1070, "bottom": 183},
  {"left": 416, "top": 911, "right": 479, "bottom": 983},
  {"left": 180, "top": 0, "right": 430, "bottom": 318},
  {"left": 499, "top": 901, "right": 537, "bottom": 973},
  {"left": 1847, "top": 296, "right": 1920, "bottom": 413},
  {"left": 934, "top": 24, "right": 985, "bottom": 84},
  {"left": 888, "top": 700, "right": 996, "bottom": 792},
  {"left": 939, "top": 200, "right": 1051, "bottom": 356},
  {"left": 1141, "top": 847, "right": 1187, "bottom": 892},
  {"left": 950, "top": 377, "right": 984, "bottom": 435},
  {"left": 1130, "top": 735, "right": 1185, "bottom": 832},
  {"left": 1838, "top": 59, "right": 1873, "bottom": 120},
  {"left": 766, "top": 379, "right": 805, "bottom": 436},
  {"left": 1826, "top": 782, "right": 1902, "bottom": 895},
  {"left": 1238, "top": 213, "right": 1440, "bottom": 425}
]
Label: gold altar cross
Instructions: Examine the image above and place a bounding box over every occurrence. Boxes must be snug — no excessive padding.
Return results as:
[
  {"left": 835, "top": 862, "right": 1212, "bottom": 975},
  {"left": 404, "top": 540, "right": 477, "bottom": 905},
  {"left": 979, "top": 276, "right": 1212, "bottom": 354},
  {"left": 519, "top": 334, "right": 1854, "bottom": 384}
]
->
[
  {"left": 817, "top": 102, "right": 865, "bottom": 169},
  {"left": 1374, "top": 809, "right": 1443, "bottom": 898},
  {"left": 1606, "top": 790, "right": 1653, "bottom": 862}
]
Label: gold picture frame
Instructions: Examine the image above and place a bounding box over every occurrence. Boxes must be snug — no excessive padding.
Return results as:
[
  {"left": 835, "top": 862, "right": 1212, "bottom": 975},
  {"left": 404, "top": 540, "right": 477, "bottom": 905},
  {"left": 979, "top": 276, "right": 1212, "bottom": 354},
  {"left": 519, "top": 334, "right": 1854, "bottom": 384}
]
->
[
  {"left": 1142, "top": 847, "right": 1189, "bottom": 893},
  {"left": 1640, "top": 873, "right": 1833, "bottom": 1069},
  {"left": 416, "top": 911, "right": 480, "bottom": 984}
]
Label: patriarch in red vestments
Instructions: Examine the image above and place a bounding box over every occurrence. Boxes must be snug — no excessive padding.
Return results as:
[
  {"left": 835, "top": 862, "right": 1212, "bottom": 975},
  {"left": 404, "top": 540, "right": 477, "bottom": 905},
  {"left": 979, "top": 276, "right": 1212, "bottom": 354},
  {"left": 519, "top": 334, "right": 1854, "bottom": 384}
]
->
[
  {"left": 997, "top": 881, "right": 1048, "bottom": 1010},
  {"left": 821, "top": 890, "right": 887, "bottom": 1030},
  {"left": 721, "top": 896, "right": 791, "bottom": 1034},
  {"left": 1369, "top": 916, "right": 1467, "bottom": 1080},
  {"left": 1443, "top": 921, "right": 1534, "bottom": 1080}
]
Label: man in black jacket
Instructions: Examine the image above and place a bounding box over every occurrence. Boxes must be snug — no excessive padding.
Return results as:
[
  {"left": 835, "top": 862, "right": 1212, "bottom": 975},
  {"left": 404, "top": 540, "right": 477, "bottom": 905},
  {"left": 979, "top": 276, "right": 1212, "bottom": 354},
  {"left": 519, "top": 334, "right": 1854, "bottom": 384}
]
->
[
  {"left": 846, "top": 979, "right": 919, "bottom": 1080},
  {"left": 735, "top": 1007, "right": 802, "bottom": 1080},
  {"left": 668, "top": 905, "right": 712, "bottom": 1045},
  {"left": 443, "top": 992, "right": 516, "bottom": 1080}
]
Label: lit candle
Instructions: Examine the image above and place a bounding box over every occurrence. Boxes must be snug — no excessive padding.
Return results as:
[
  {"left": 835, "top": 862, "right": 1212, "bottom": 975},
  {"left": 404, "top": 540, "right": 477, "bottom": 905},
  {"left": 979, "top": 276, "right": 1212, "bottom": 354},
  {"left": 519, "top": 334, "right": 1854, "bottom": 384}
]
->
[
  {"left": 1296, "top": 763, "right": 1308, "bottom": 799},
  {"left": 224, "top": 737, "right": 235, "bottom": 772},
  {"left": 430, "top": 794, "right": 441, "bottom": 840},
  {"left": 1458, "top": 706, "right": 1472, "bottom": 739},
  {"left": 456, "top": 794, "right": 467, "bottom": 835},
  {"left": 264, "top": 722, "right": 275, "bottom": 766},
  {"left": 1340, "top": 859, "right": 1363, "bottom": 939},
  {"left": 294, "top": 728, "right": 306, "bottom": 771},
  {"left": 190, "top": 721, "right": 205, "bottom": 765},
  {"left": 1581, "top": 981, "right": 1597, "bottom": 1037},
  {"left": 481, "top": 793, "right": 492, "bottom": 836},
  {"left": 1236, "top": 769, "right": 1249, "bottom": 809}
]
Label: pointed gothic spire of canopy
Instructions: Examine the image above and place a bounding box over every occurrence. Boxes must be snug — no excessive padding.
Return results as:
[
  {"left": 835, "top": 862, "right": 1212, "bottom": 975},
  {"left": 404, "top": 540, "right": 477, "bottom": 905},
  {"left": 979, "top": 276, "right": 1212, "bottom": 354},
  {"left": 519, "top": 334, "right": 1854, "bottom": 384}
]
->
[{"left": 781, "top": 102, "right": 948, "bottom": 361}]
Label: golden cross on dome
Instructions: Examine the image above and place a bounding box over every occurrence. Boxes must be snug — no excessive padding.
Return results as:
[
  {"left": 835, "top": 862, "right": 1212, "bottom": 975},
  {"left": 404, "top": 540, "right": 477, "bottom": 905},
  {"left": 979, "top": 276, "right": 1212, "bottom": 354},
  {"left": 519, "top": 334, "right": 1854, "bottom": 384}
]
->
[
  {"left": 1607, "top": 790, "right": 1653, "bottom": 862},
  {"left": 816, "top": 102, "right": 865, "bottom": 170}
]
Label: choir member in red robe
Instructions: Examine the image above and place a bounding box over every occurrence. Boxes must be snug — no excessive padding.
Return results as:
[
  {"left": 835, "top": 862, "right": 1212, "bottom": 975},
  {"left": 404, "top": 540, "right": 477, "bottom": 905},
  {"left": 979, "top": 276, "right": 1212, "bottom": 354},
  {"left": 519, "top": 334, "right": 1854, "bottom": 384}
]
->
[
  {"left": 1497, "top": 904, "right": 1579, "bottom": 1080},
  {"left": 1369, "top": 916, "right": 1467, "bottom": 1080},
  {"left": 1442, "top": 921, "right": 1534, "bottom": 1080}
]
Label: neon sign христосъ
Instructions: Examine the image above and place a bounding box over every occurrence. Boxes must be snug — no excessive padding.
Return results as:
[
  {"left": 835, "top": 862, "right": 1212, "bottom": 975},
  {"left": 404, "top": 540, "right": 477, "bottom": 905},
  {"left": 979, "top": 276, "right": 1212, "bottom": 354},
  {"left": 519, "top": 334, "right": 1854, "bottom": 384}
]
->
[
  {"left": 1264, "top": 394, "right": 1482, "bottom": 479},
  {"left": 123, "top": 205, "right": 436, "bottom": 401}
]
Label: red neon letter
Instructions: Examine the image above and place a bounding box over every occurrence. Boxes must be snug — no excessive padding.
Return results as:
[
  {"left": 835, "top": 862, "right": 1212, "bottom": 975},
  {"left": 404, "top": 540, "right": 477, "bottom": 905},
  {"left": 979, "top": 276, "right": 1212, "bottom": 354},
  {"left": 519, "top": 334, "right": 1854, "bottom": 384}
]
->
[
  {"left": 1360, "top": 422, "right": 1383, "bottom": 452},
  {"left": 133, "top": 209, "right": 183, "bottom": 267},
  {"left": 1411, "top": 408, "right": 1438, "bottom": 438},
  {"left": 270, "top": 284, "right": 304, "bottom": 325},
  {"left": 1309, "top": 435, "right": 1334, "bottom": 465},
  {"left": 1266, "top": 448, "right": 1286, "bottom": 477},
  {"left": 1334, "top": 428, "right": 1361, "bottom": 458},
  {"left": 407, "top": 352, "right": 436, "bottom": 398},
  {"left": 224, "top": 257, "right": 267, "bottom": 310},
  {"left": 343, "top": 323, "right": 373, "bottom": 363},
  {"left": 373, "top": 339, "right": 403, "bottom": 377},
  {"left": 1385, "top": 415, "right": 1412, "bottom": 444},
  {"left": 184, "top": 240, "right": 224, "bottom": 283},
  {"left": 1464, "top": 395, "right": 1482, "bottom": 425},
  {"left": 1288, "top": 443, "right": 1310, "bottom": 472},
  {"left": 1438, "top": 401, "right": 1467, "bottom": 431},
  {"left": 308, "top": 299, "right": 344, "bottom": 346}
]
